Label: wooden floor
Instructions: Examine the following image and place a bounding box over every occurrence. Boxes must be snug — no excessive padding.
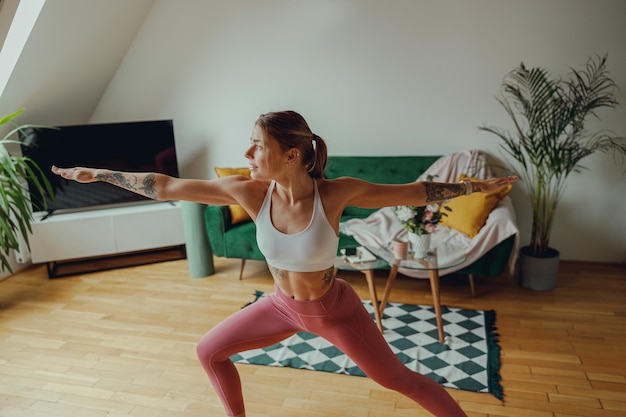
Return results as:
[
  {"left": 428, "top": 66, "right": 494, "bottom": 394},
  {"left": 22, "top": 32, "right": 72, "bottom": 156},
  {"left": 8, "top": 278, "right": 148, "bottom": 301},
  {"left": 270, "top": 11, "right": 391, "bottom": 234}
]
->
[{"left": 0, "top": 256, "right": 625, "bottom": 417}]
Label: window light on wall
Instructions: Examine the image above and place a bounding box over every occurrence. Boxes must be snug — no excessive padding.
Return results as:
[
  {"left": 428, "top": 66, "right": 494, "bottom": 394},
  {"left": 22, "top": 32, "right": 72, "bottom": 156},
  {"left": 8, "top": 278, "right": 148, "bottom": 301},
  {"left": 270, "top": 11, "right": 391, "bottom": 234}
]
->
[{"left": 0, "top": 0, "right": 46, "bottom": 97}]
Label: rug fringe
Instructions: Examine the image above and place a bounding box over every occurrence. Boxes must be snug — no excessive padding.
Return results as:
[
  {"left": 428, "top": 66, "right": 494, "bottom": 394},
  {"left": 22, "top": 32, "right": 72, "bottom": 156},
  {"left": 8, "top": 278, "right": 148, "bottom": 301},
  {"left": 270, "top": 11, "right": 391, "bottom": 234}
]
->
[{"left": 484, "top": 309, "right": 504, "bottom": 401}]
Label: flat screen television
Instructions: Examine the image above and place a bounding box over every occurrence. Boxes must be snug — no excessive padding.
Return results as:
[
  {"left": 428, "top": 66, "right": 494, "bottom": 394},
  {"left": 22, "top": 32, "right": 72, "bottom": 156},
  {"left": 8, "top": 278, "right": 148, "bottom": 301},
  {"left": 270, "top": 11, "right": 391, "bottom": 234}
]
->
[{"left": 20, "top": 119, "right": 179, "bottom": 216}]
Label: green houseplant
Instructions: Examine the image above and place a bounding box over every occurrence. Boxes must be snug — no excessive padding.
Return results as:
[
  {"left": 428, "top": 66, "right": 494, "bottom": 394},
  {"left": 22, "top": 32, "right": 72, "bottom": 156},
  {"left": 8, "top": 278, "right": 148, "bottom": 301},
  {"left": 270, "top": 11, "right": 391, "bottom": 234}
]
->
[
  {"left": 480, "top": 54, "right": 626, "bottom": 290},
  {"left": 0, "top": 109, "right": 54, "bottom": 274}
]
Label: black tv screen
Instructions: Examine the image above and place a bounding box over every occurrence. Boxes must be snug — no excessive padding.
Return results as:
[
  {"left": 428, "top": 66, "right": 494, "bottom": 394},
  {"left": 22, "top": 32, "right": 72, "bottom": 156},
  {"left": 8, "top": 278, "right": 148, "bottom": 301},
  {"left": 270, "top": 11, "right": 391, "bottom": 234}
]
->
[{"left": 21, "top": 119, "right": 179, "bottom": 214}]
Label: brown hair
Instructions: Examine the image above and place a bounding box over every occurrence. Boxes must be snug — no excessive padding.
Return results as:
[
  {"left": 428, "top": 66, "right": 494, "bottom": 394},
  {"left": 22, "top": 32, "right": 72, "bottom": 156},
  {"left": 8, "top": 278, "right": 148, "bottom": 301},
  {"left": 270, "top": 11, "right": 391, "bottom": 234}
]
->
[{"left": 255, "top": 110, "right": 328, "bottom": 178}]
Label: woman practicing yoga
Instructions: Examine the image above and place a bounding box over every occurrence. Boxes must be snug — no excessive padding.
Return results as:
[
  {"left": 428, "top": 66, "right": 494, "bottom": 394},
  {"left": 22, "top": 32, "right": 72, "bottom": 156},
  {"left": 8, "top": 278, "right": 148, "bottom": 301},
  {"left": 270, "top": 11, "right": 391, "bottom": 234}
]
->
[{"left": 53, "top": 110, "right": 516, "bottom": 416}]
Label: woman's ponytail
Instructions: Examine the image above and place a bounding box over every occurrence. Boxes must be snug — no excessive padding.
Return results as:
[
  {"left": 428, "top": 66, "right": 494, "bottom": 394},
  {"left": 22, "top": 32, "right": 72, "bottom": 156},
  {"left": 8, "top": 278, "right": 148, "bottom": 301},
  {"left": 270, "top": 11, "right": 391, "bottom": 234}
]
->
[
  {"left": 307, "top": 133, "right": 327, "bottom": 178},
  {"left": 256, "top": 110, "right": 329, "bottom": 178}
]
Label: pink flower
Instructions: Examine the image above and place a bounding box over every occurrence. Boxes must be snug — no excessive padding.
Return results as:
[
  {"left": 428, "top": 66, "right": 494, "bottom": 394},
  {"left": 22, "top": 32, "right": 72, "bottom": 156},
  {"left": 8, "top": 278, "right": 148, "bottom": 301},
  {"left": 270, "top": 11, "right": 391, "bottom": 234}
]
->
[{"left": 393, "top": 201, "right": 450, "bottom": 235}]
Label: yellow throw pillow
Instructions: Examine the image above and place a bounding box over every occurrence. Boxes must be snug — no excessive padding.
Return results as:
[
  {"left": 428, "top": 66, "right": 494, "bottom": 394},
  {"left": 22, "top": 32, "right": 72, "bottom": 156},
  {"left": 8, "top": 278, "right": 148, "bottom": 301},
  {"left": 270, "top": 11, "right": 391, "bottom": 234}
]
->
[
  {"left": 439, "top": 174, "right": 512, "bottom": 238},
  {"left": 214, "top": 167, "right": 252, "bottom": 224}
]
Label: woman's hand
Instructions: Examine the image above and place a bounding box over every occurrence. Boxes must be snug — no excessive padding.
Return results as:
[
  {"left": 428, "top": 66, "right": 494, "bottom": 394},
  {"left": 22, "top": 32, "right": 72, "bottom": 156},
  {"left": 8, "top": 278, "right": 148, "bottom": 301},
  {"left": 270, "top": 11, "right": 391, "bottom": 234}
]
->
[
  {"left": 51, "top": 166, "right": 99, "bottom": 183},
  {"left": 472, "top": 176, "right": 518, "bottom": 194}
]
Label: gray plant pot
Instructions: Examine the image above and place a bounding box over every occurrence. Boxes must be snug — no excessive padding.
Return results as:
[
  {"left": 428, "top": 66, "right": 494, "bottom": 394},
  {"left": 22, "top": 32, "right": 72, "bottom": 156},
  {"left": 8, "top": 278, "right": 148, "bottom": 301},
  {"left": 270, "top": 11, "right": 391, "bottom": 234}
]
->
[{"left": 518, "top": 246, "right": 560, "bottom": 291}]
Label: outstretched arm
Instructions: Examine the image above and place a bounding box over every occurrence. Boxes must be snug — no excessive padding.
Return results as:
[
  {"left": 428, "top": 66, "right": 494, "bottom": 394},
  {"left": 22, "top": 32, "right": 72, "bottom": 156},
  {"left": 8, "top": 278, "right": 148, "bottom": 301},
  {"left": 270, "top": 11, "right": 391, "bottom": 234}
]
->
[
  {"left": 422, "top": 176, "right": 516, "bottom": 202},
  {"left": 52, "top": 166, "right": 178, "bottom": 200},
  {"left": 50, "top": 166, "right": 251, "bottom": 206},
  {"left": 335, "top": 175, "right": 518, "bottom": 209}
]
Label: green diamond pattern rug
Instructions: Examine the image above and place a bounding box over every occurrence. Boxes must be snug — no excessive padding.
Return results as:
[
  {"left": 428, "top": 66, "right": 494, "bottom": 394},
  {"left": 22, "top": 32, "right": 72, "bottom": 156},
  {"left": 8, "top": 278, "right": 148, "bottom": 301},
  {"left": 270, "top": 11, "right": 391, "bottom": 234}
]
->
[{"left": 232, "top": 291, "right": 503, "bottom": 400}]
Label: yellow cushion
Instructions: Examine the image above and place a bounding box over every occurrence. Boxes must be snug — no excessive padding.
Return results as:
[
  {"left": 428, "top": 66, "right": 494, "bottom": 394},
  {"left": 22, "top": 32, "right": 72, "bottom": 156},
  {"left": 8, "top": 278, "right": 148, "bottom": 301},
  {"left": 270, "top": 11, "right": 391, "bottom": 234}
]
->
[
  {"left": 439, "top": 174, "right": 512, "bottom": 238},
  {"left": 214, "top": 167, "right": 252, "bottom": 224}
]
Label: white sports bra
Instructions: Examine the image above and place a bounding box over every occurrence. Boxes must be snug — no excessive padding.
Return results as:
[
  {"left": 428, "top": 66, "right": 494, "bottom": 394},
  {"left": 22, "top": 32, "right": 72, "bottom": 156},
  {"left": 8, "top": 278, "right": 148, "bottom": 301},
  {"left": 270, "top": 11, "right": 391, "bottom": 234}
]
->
[{"left": 256, "top": 180, "right": 339, "bottom": 272}]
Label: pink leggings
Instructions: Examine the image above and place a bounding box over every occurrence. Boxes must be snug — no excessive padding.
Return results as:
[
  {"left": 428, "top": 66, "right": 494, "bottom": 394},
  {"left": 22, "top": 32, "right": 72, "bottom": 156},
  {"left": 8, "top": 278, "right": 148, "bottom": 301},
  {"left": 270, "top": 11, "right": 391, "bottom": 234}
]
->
[{"left": 196, "top": 278, "right": 467, "bottom": 417}]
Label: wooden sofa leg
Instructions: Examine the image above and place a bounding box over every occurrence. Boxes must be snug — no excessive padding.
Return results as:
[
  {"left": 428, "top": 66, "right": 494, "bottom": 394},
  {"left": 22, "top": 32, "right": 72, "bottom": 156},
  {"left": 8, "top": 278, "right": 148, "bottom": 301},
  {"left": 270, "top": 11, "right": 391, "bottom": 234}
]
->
[
  {"left": 468, "top": 274, "right": 476, "bottom": 298},
  {"left": 239, "top": 259, "right": 246, "bottom": 280}
]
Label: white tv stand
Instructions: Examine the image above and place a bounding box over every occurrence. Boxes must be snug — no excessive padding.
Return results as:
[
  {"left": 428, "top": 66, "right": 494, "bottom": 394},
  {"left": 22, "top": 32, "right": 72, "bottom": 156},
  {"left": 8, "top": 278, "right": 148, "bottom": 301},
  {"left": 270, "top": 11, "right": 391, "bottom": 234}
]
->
[{"left": 29, "top": 201, "right": 186, "bottom": 278}]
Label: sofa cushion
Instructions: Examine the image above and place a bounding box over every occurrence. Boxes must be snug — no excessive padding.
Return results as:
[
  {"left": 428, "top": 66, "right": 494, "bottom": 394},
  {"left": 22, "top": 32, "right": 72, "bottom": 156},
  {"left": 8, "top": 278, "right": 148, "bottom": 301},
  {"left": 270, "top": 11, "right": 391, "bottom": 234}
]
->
[
  {"left": 214, "top": 167, "right": 252, "bottom": 224},
  {"left": 439, "top": 174, "right": 512, "bottom": 238}
]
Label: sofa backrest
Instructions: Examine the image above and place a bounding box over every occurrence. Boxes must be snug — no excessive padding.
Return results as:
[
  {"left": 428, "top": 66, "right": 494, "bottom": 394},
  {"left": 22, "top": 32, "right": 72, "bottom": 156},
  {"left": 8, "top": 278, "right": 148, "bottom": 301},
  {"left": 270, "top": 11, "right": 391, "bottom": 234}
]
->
[{"left": 325, "top": 155, "right": 441, "bottom": 217}]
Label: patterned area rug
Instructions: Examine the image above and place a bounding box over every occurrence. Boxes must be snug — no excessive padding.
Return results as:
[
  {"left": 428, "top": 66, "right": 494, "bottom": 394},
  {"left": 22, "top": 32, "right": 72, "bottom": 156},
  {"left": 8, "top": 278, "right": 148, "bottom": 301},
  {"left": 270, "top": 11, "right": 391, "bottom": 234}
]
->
[{"left": 232, "top": 291, "right": 503, "bottom": 400}]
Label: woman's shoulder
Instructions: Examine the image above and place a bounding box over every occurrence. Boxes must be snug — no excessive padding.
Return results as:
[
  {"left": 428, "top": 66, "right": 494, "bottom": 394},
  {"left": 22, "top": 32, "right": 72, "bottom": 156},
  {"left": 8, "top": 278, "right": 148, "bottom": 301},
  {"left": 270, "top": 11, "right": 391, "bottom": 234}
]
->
[
  {"left": 241, "top": 177, "right": 272, "bottom": 193},
  {"left": 220, "top": 175, "right": 270, "bottom": 187},
  {"left": 317, "top": 177, "right": 367, "bottom": 201},
  {"left": 318, "top": 176, "right": 369, "bottom": 189},
  {"left": 218, "top": 176, "right": 270, "bottom": 200}
]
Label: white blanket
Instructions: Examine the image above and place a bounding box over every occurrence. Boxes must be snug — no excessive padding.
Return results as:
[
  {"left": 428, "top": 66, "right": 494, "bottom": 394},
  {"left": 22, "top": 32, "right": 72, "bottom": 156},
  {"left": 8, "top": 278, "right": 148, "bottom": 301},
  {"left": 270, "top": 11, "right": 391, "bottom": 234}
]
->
[{"left": 339, "top": 150, "right": 519, "bottom": 279}]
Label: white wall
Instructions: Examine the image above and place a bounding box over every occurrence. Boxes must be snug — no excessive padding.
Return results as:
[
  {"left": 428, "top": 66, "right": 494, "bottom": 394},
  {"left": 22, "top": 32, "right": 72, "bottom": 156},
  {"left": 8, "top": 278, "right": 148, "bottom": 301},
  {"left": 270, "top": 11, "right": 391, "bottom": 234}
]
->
[
  {"left": 0, "top": 0, "right": 154, "bottom": 125},
  {"left": 2, "top": 0, "right": 624, "bottom": 266},
  {"left": 91, "top": 0, "right": 626, "bottom": 263}
]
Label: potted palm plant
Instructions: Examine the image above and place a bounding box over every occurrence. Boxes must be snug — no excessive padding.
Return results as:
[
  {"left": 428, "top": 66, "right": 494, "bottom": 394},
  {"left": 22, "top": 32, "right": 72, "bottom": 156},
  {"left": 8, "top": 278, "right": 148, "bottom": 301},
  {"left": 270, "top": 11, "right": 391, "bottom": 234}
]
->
[
  {"left": 0, "top": 109, "right": 54, "bottom": 274},
  {"left": 480, "top": 54, "right": 626, "bottom": 290}
]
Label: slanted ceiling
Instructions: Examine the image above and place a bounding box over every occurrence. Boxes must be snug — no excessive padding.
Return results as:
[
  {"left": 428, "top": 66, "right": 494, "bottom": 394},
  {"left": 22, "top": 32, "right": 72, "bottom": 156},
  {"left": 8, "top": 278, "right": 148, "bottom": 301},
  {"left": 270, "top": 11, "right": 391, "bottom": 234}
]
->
[{"left": 0, "top": 0, "right": 155, "bottom": 126}]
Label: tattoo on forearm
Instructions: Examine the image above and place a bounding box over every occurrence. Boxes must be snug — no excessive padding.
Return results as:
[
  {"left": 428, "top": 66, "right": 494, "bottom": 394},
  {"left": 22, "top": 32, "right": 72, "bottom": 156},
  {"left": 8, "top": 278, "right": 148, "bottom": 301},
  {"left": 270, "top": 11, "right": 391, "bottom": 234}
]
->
[
  {"left": 142, "top": 174, "right": 157, "bottom": 198},
  {"left": 424, "top": 182, "right": 464, "bottom": 202},
  {"left": 321, "top": 267, "right": 334, "bottom": 289},
  {"left": 96, "top": 171, "right": 138, "bottom": 191},
  {"left": 95, "top": 171, "right": 157, "bottom": 199}
]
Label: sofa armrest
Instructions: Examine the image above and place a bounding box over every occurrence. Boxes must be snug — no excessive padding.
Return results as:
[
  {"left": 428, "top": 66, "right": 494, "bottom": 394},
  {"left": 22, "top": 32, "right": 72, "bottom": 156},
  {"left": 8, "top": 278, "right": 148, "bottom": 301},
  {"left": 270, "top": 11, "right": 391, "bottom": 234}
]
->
[
  {"left": 204, "top": 205, "right": 232, "bottom": 257},
  {"left": 456, "top": 234, "right": 516, "bottom": 277}
]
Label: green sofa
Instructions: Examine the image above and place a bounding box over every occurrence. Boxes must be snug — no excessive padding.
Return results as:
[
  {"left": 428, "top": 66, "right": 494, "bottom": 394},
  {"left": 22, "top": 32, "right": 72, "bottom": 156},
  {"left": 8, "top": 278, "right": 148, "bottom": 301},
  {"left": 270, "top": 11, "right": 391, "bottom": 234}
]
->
[{"left": 201, "top": 155, "right": 516, "bottom": 280}]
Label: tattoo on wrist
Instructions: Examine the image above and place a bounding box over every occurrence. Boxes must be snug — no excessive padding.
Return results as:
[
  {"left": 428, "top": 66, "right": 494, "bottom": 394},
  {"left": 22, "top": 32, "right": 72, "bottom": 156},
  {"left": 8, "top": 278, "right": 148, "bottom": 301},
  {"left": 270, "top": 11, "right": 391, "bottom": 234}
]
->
[{"left": 424, "top": 182, "right": 465, "bottom": 202}]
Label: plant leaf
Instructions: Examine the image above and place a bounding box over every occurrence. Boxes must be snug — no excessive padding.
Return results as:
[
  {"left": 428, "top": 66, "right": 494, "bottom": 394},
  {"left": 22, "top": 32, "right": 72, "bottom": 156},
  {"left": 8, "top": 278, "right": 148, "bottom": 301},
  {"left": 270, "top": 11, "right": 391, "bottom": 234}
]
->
[{"left": 0, "top": 108, "right": 25, "bottom": 126}]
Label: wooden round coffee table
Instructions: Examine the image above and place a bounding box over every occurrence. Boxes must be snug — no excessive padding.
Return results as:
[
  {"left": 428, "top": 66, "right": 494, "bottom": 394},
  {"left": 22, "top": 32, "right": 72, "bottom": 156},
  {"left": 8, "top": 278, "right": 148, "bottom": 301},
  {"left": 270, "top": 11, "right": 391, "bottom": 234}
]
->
[{"left": 370, "top": 243, "right": 466, "bottom": 343}]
